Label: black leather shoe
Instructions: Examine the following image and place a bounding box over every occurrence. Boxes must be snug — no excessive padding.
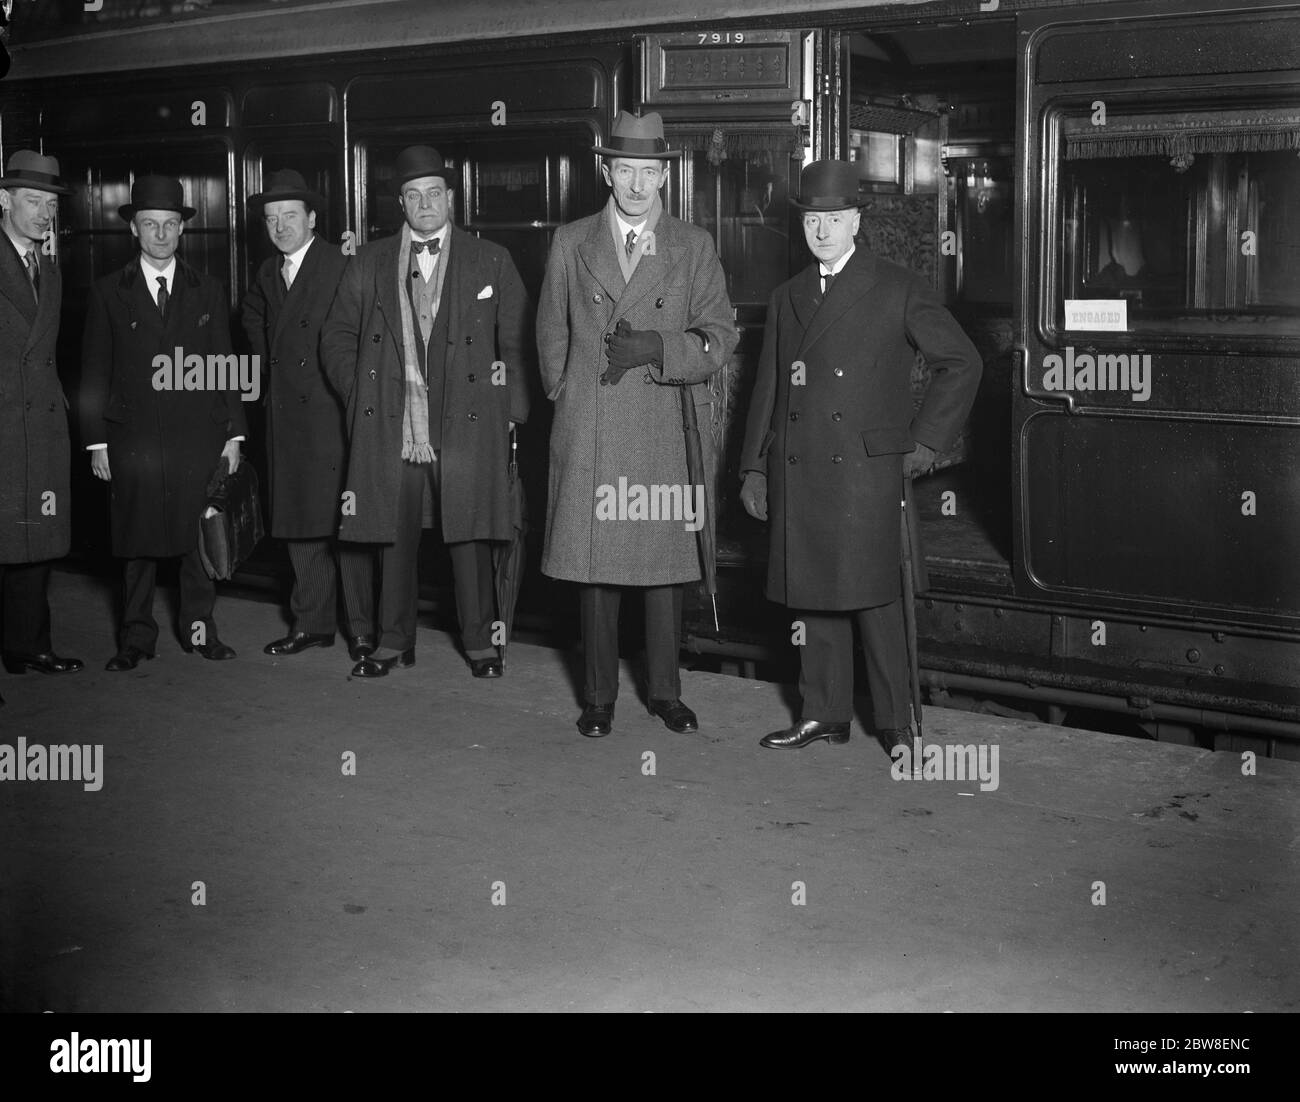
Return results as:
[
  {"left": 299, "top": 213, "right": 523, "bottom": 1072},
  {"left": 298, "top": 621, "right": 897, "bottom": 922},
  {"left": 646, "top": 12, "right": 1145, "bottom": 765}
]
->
[
  {"left": 578, "top": 703, "right": 614, "bottom": 737},
  {"left": 647, "top": 698, "right": 698, "bottom": 732},
  {"left": 264, "top": 631, "right": 334, "bottom": 656},
  {"left": 470, "top": 657, "right": 503, "bottom": 678},
  {"left": 881, "top": 727, "right": 914, "bottom": 753},
  {"left": 348, "top": 635, "right": 377, "bottom": 662},
  {"left": 759, "top": 719, "right": 851, "bottom": 749},
  {"left": 184, "top": 638, "right": 237, "bottom": 661},
  {"left": 3, "top": 651, "right": 85, "bottom": 675},
  {"left": 106, "top": 646, "right": 155, "bottom": 672},
  {"left": 352, "top": 649, "right": 415, "bottom": 678}
]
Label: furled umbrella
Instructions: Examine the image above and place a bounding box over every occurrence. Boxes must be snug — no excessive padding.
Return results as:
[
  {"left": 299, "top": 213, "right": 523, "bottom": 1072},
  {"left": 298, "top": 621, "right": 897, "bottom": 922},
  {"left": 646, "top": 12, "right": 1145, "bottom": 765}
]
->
[
  {"left": 899, "top": 474, "right": 929, "bottom": 769},
  {"left": 679, "top": 385, "right": 719, "bottom": 632},
  {"left": 491, "top": 426, "right": 528, "bottom": 656}
]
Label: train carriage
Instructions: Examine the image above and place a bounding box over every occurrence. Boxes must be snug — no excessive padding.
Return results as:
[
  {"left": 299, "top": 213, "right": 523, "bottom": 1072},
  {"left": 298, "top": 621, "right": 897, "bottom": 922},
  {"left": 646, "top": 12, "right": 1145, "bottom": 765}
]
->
[{"left": 2, "top": 0, "right": 1296, "bottom": 751}]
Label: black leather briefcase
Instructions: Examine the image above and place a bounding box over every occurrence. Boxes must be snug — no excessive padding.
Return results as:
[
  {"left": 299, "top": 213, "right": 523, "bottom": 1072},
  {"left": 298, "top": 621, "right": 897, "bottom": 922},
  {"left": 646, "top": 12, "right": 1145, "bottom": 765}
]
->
[{"left": 197, "top": 460, "right": 265, "bottom": 581}]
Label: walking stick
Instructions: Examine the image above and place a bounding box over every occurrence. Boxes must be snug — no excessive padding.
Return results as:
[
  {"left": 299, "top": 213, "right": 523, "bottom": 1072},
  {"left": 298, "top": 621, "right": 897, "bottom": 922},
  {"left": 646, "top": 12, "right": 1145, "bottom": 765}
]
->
[{"left": 900, "top": 475, "right": 925, "bottom": 771}]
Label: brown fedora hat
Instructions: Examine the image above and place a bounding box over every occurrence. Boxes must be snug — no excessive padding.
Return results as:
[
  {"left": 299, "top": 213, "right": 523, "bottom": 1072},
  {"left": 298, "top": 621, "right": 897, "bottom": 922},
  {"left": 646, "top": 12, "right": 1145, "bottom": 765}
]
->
[
  {"left": 393, "top": 146, "right": 452, "bottom": 194},
  {"left": 790, "top": 159, "right": 863, "bottom": 212},
  {"left": 118, "top": 175, "right": 196, "bottom": 222},
  {"left": 249, "top": 168, "right": 326, "bottom": 212},
  {"left": 593, "top": 111, "right": 682, "bottom": 160},
  {"left": 0, "top": 149, "right": 72, "bottom": 196}
]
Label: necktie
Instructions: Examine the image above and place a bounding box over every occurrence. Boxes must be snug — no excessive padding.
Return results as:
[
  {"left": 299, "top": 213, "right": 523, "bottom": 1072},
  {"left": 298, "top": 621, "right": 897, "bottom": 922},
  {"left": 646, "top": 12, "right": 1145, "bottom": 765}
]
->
[
  {"left": 24, "top": 249, "right": 39, "bottom": 301},
  {"left": 411, "top": 238, "right": 440, "bottom": 255},
  {"left": 156, "top": 275, "right": 168, "bottom": 318},
  {"left": 625, "top": 229, "right": 637, "bottom": 257},
  {"left": 822, "top": 269, "right": 837, "bottom": 294},
  {"left": 282, "top": 256, "right": 294, "bottom": 290}
]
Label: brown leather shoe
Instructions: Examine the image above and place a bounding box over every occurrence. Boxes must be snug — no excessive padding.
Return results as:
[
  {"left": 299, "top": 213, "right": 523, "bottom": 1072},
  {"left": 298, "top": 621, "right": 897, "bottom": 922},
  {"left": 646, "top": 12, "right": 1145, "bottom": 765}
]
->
[{"left": 759, "top": 719, "right": 851, "bottom": 749}]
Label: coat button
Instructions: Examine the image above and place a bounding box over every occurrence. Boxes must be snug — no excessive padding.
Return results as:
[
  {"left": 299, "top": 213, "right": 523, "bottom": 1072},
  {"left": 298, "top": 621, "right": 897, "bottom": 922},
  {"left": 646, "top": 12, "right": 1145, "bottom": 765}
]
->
[
  {"left": 831, "top": 411, "right": 842, "bottom": 422},
  {"left": 467, "top": 373, "right": 476, "bottom": 382},
  {"left": 789, "top": 411, "right": 799, "bottom": 421},
  {"left": 656, "top": 297, "right": 665, "bottom": 308},
  {"left": 369, "top": 369, "right": 377, "bottom": 379},
  {"left": 831, "top": 454, "right": 842, "bottom": 463},
  {"left": 371, "top": 334, "right": 382, "bottom": 343},
  {"left": 788, "top": 454, "right": 798, "bottom": 464},
  {"left": 269, "top": 357, "right": 279, "bottom": 366},
  {"left": 833, "top": 367, "right": 844, "bottom": 377},
  {"left": 299, "top": 395, "right": 308, "bottom": 403},
  {"left": 468, "top": 412, "right": 478, "bottom": 422},
  {"left": 298, "top": 358, "right": 306, "bottom": 367},
  {"left": 465, "top": 335, "right": 473, "bottom": 345},
  {"left": 593, "top": 293, "right": 603, "bottom": 303},
  {"left": 364, "top": 407, "right": 374, "bottom": 416},
  {"left": 299, "top": 319, "right": 308, "bottom": 328}
]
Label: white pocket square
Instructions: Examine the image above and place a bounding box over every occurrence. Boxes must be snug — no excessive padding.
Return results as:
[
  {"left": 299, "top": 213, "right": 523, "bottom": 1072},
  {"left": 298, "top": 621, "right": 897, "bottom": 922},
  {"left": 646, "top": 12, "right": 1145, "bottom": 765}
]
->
[{"left": 477, "top": 285, "right": 494, "bottom": 300}]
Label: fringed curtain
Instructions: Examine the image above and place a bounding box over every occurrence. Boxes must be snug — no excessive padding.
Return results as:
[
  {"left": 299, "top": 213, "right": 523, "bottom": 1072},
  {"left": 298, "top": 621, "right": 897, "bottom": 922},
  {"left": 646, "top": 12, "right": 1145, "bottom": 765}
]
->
[{"left": 1063, "top": 106, "right": 1300, "bottom": 160}]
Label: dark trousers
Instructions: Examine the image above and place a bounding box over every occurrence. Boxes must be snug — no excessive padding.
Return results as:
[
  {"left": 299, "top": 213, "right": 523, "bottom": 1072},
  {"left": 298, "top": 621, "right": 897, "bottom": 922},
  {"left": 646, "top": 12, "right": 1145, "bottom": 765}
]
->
[
  {"left": 378, "top": 461, "right": 495, "bottom": 656},
  {"left": 0, "top": 561, "right": 53, "bottom": 656},
  {"left": 285, "top": 537, "right": 375, "bottom": 638},
  {"left": 798, "top": 598, "right": 911, "bottom": 730},
  {"left": 120, "top": 550, "right": 216, "bottom": 652},
  {"left": 579, "top": 583, "right": 683, "bottom": 705}
]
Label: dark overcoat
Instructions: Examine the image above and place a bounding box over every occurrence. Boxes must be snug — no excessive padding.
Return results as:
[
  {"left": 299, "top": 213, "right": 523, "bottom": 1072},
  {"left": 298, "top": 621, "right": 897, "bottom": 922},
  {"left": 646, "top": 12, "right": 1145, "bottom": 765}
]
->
[
  {"left": 536, "top": 199, "right": 738, "bottom": 586},
  {"left": 0, "top": 239, "right": 71, "bottom": 564},
  {"left": 320, "top": 226, "right": 532, "bottom": 544},
  {"left": 80, "top": 259, "right": 248, "bottom": 559},
  {"left": 241, "top": 236, "right": 349, "bottom": 539},
  {"left": 739, "top": 249, "right": 982, "bottom": 610}
]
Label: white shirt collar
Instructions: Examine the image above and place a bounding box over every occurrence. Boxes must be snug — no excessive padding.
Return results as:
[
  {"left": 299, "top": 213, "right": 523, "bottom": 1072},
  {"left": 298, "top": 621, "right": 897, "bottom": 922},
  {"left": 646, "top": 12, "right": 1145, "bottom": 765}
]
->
[
  {"left": 614, "top": 212, "right": 649, "bottom": 242},
  {"left": 282, "top": 235, "right": 315, "bottom": 271},
  {"left": 3, "top": 225, "right": 39, "bottom": 261},
  {"left": 140, "top": 255, "right": 177, "bottom": 287},
  {"left": 821, "top": 244, "right": 855, "bottom": 278},
  {"left": 411, "top": 224, "right": 450, "bottom": 249}
]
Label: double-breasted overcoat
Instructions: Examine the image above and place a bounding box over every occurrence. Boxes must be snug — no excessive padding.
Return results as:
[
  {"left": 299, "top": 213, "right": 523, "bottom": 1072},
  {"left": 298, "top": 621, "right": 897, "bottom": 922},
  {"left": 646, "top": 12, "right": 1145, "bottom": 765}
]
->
[
  {"left": 740, "top": 248, "right": 982, "bottom": 610},
  {"left": 0, "top": 241, "right": 71, "bottom": 564},
  {"left": 241, "top": 235, "right": 349, "bottom": 539},
  {"left": 320, "top": 226, "right": 532, "bottom": 544},
  {"left": 537, "top": 199, "right": 738, "bottom": 586},
  {"left": 80, "top": 259, "right": 248, "bottom": 559}
]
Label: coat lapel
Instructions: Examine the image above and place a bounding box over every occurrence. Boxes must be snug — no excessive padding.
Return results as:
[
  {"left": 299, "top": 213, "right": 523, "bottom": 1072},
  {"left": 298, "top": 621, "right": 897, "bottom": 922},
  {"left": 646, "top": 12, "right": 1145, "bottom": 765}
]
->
[
  {"left": 445, "top": 227, "right": 480, "bottom": 346},
  {"left": 576, "top": 206, "right": 626, "bottom": 302},
  {"left": 118, "top": 261, "right": 164, "bottom": 347},
  {"left": 370, "top": 234, "right": 404, "bottom": 347},
  {"left": 272, "top": 236, "right": 318, "bottom": 345},
  {"left": 27, "top": 253, "right": 61, "bottom": 351},
  {"left": 796, "top": 249, "right": 880, "bottom": 360},
  {"left": 0, "top": 236, "right": 38, "bottom": 325},
  {"left": 615, "top": 204, "right": 683, "bottom": 321}
]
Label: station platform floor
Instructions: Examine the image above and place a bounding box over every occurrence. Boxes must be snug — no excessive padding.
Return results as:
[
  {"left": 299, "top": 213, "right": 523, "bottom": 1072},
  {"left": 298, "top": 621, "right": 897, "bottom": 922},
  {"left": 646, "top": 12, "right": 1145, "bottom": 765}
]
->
[{"left": 1, "top": 570, "right": 1296, "bottom": 1013}]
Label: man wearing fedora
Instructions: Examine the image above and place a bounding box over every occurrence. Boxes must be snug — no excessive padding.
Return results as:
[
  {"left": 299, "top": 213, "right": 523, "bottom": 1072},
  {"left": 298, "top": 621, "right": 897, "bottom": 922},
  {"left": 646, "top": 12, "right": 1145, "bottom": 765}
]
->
[
  {"left": 739, "top": 159, "right": 981, "bottom": 753},
  {"left": 537, "top": 111, "right": 737, "bottom": 737},
  {"left": 81, "top": 175, "right": 248, "bottom": 670},
  {"left": 242, "top": 169, "right": 374, "bottom": 662},
  {"left": 0, "top": 150, "right": 84, "bottom": 703},
  {"left": 321, "top": 145, "right": 532, "bottom": 679}
]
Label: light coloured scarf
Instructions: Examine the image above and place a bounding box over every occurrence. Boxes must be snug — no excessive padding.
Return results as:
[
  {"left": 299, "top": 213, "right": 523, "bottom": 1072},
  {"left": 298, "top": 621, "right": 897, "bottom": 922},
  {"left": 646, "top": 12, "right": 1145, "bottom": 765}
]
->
[{"left": 396, "top": 222, "right": 436, "bottom": 464}]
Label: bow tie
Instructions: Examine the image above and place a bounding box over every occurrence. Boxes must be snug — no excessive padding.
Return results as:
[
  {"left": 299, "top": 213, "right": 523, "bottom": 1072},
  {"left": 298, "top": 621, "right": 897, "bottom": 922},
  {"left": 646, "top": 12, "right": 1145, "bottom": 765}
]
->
[{"left": 411, "top": 238, "right": 441, "bottom": 255}]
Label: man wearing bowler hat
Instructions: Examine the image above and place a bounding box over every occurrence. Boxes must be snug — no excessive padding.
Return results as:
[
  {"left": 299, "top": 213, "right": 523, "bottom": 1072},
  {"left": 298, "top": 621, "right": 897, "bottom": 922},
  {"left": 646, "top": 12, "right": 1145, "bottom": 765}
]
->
[
  {"left": 321, "top": 145, "right": 532, "bottom": 679},
  {"left": 81, "top": 175, "right": 248, "bottom": 670},
  {"left": 0, "top": 150, "right": 84, "bottom": 704},
  {"left": 242, "top": 169, "right": 374, "bottom": 662},
  {"left": 537, "top": 111, "right": 737, "bottom": 737},
  {"left": 739, "top": 159, "right": 981, "bottom": 754}
]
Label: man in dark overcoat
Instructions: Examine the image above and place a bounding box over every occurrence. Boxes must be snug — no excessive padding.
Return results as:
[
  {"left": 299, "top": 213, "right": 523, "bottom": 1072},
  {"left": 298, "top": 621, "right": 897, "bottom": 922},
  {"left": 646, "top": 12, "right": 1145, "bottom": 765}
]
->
[
  {"left": 81, "top": 175, "right": 248, "bottom": 670},
  {"left": 537, "top": 112, "right": 738, "bottom": 737},
  {"left": 740, "top": 159, "right": 981, "bottom": 753},
  {"left": 0, "top": 150, "right": 84, "bottom": 704},
  {"left": 321, "top": 145, "right": 532, "bottom": 679},
  {"left": 242, "top": 169, "right": 374, "bottom": 662}
]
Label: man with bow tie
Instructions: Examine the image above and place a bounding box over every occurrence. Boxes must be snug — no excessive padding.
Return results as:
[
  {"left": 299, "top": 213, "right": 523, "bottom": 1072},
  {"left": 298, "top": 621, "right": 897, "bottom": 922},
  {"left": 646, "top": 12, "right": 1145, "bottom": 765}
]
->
[
  {"left": 321, "top": 145, "right": 532, "bottom": 679},
  {"left": 81, "top": 175, "right": 247, "bottom": 670},
  {"left": 0, "top": 150, "right": 84, "bottom": 704},
  {"left": 242, "top": 169, "right": 373, "bottom": 663},
  {"left": 740, "top": 159, "right": 981, "bottom": 755}
]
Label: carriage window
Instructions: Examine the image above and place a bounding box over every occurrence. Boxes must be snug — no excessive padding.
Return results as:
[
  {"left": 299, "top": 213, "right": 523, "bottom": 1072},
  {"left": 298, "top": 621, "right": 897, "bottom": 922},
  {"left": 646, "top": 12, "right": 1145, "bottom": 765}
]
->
[{"left": 1054, "top": 104, "right": 1300, "bottom": 338}]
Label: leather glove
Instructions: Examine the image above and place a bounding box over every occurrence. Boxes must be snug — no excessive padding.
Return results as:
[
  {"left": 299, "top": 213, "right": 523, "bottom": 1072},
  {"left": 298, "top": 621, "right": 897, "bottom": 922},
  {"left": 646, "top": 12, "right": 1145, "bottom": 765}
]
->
[
  {"left": 903, "top": 442, "right": 937, "bottom": 479},
  {"left": 740, "top": 471, "right": 768, "bottom": 521},
  {"left": 602, "top": 318, "right": 663, "bottom": 385}
]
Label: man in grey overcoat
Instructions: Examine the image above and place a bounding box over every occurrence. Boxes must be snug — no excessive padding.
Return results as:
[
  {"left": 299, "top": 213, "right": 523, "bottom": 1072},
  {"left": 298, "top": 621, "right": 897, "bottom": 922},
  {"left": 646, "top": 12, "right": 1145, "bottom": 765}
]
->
[
  {"left": 740, "top": 159, "right": 982, "bottom": 754},
  {"left": 321, "top": 145, "right": 532, "bottom": 679},
  {"left": 537, "top": 112, "right": 738, "bottom": 737},
  {"left": 242, "top": 169, "right": 373, "bottom": 662},
  {"left": 0, "top": 150, "right": 83, "bottom": 703}
]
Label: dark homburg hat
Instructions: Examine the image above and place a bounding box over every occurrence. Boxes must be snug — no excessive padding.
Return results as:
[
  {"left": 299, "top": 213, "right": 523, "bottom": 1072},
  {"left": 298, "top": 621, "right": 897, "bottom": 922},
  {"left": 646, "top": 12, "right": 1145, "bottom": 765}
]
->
[
  {"left": 248, "top": 168, "right": 325, "bottom": 212},
  {"left": 118, "top": 175, "right": 196, "bottom": 222},
  {"left": 791, "top": 159, "right": 863, "bottom": 212},
  {"left": 593, "top": 111, "right": 682, "bottom": 159},
  {"left": 0, "top": 149, "right": 72, "bottom": 195},
  {"left": 393, "top": 146, "right": 452, "bottom": 193}
]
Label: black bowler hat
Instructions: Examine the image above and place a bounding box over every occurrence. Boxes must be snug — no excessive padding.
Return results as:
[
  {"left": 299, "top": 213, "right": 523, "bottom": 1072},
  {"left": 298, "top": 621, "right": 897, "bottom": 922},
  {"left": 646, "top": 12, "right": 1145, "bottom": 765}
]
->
[
  {"left": 0, "top": 149, "right": 72, "bottom": 195},
  {"left": 593, "top": 111, "right": 682, "bottom": 160},
  {"left": 118, "top": 175, "right": 196, "bottom": 222},
  {"left": 790, "top": 159, "right": 863, "bottom": 212},
  {"left": 248, "top": 169, "right": 325, "bottom": 213},
  {"left": 393, "top": 146, "right": 452, "bottom": 194}
]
